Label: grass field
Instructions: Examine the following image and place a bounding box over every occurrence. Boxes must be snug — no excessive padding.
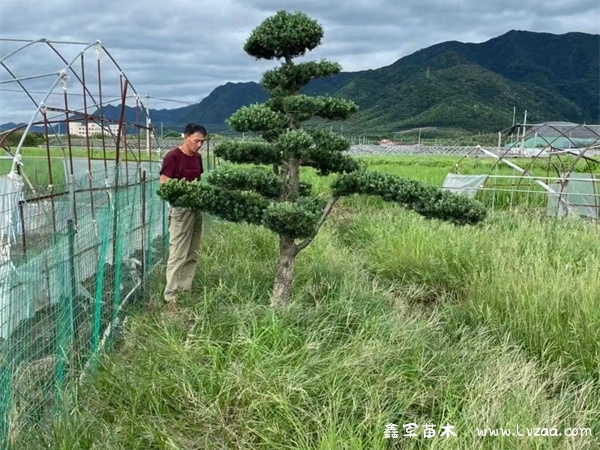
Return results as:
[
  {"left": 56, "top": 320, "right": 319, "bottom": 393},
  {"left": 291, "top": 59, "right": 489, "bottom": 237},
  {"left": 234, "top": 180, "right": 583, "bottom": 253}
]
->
[
  {"left": 0, "top": 147, "right": 178, "bottom": 190},
  {"left": 0, "top": 147, "right": 160, "bottom": 188},
  {"left": 357, "top": 155, "right": 600, "bottom": 212},
  {"left": 19, "top": 156, "right": 600, "bottom": 449}
]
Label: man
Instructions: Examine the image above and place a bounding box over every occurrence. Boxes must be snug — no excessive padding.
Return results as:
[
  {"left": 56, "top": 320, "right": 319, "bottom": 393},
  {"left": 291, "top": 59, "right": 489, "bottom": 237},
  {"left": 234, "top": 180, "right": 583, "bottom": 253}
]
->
[{"left": 159, "top": 123, "right": 206, "bottom": 307}]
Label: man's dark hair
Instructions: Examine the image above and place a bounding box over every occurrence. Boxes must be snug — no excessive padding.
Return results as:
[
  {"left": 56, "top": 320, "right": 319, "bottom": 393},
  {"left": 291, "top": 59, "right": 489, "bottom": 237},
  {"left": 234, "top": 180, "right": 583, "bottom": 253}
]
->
[{"left": 184, "top": 123, "right": 207, "bottom": 136}]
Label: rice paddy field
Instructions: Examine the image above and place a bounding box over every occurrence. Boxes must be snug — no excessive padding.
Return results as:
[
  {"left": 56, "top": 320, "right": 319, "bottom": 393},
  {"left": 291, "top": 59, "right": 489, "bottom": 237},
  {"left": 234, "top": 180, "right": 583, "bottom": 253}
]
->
[{"left": 21, "top": 155, "right": 600, "bottom": 449}]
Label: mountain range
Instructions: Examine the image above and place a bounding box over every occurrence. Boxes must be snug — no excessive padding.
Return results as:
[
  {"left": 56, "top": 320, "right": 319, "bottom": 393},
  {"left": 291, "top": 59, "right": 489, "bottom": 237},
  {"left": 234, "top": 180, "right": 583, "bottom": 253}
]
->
[{"left": 3, "top": 30, "right": 598, "bottom": 136}]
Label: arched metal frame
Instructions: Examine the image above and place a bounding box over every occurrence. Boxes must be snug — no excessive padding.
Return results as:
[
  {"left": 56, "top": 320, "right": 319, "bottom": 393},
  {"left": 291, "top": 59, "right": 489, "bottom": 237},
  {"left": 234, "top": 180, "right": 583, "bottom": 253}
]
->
[
  {"left": 0, "top": 41, "right": 185, "bottom": 448},
  {"left": 0, "top": 38, "right": 168, "bottom": 263},
  {"left": 453, "top": 122, "right": 600, "bottom": 218},
  {"left": 0, "top": 38, "right": 163, "bottom": 185}
]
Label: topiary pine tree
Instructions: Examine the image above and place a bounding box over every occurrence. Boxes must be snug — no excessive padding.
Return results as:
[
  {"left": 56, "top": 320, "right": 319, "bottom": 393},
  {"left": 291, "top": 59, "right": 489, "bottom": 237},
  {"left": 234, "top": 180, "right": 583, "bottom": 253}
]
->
[{"left": 157, "top": 10, "right": 486, "bottom": 308}]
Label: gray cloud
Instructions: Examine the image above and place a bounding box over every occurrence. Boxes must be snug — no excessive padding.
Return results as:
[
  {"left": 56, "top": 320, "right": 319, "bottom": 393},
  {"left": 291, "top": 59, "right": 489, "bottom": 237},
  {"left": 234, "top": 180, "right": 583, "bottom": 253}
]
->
[{"left": 1, "top": 0, "right": 598, "bottom": 124}]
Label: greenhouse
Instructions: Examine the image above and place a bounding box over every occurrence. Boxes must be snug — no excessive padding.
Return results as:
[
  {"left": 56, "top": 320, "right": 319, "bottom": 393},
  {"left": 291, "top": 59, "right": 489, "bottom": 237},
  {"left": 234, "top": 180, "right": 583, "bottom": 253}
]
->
[{"left": 443, "top": 122, "right": 600, "bottom": 219}]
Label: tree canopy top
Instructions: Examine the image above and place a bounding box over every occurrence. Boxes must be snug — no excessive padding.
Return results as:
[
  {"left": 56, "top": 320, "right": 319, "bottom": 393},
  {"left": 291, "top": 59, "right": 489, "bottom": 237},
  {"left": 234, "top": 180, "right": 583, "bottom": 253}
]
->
[{"left": 243, "top": 10, "right": 324, "bottom": 61}]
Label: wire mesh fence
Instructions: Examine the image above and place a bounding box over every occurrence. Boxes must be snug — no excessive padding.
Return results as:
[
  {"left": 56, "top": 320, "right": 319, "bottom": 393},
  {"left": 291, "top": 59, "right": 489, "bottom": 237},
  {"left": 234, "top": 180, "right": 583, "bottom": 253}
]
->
[
  {"left": 0, "top": 161, "right": 168, "bottom": 449},
  {"left": 442, "top": 172, "right": 600, "bottom": 218}
]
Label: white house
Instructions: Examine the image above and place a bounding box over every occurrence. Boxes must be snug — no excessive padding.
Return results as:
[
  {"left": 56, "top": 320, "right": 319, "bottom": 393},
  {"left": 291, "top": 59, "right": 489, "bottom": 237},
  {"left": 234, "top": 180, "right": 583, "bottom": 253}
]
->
[{"left": 68, "top": 121, "right": 120, "bottom": 136}]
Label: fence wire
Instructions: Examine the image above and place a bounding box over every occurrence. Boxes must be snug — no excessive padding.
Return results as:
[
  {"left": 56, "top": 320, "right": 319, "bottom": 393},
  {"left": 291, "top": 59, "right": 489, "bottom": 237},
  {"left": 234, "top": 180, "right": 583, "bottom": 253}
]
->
[{"left": 0, "top": 161, "right": 168, "bottom": 449}]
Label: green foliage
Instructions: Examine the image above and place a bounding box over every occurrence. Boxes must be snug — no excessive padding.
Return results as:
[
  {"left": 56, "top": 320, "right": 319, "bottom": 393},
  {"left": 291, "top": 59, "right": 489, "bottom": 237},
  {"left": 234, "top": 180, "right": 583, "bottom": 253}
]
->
[
  {"left": 303, "top": 148, "right": 360, "bottom": 176},
  {"left": 261, "top": 60, "right": 341, "bottom": 96},
  {"left": 301, "top": 129, "right": 361, "bottom": 175},
  {"left": 263, "top": 196, "right": 325, "bottom": 238},
  {"left": 275, "top": 129, "right": 313, "bottom": 157},
  {"left": 298, "top": 181, "right": 313, "bottom": 197},
  {"left": 157, "top": 179, "right": 268, "bottom": 225},
  {"left": 227, "top": 104, "right": 288, "bottom": 133},
  {"left": 281, "top": 95, "right": 323, "bottom": 121},
  {"left": 156, "top": 178, "right": 203, "bottom": 208},
  {"left": 315, "top": 97, "right": 358, "bottom": 120},
  {"left": 164, "top": 9, "right": 487, "bottom": 248},
  {"left": 243, "top": 10, "right": 323, "bottom": 60},
  {"left": 205, "top": 166, "right": 283, "bottom": 199},
  {"left": 214, "top": 139, "right": 281, "bottom": 165},
  {"left": 157, "top": 177, "right": 323, "bottom": 239},
  {"left": 2, "top": 131, "right": 45, "bottom": 147},
  {"left": 281, "top": 95, "right": 358, "bottom": 122},
  {"left": 332, "top": 170, "right": 486, "bottom": 225},
  {"left": 203, "top": 185, "right": 270, "bottom": 225},
  {"left": 309, "top": 129, "right": 351, "bottom": 153}
]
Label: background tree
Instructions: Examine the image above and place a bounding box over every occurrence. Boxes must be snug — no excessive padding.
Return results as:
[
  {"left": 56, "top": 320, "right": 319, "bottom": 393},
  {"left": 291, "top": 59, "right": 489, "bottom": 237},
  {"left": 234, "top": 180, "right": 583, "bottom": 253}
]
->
[
  {"left": 1, "top": 130, "right": 45, "bottom": 148},
  {"left": 163, "top": 131, "right": 183, "bottom": 139},
  {"left": 158, "top": 10, "right": 486, "bottom": 308}
]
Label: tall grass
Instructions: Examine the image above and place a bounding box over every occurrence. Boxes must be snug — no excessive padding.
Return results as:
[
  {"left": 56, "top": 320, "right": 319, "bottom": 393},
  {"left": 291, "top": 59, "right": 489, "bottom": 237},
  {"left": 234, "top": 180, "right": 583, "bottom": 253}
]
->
[
  {"left": 358, "top": 155, "right": 600, "bottom": 212},
  {"left": 19, "top": 156, "right": 600, "bottom": 449},
  {"left": 331, "top": 206, "right": 600, "bottom": 382}
]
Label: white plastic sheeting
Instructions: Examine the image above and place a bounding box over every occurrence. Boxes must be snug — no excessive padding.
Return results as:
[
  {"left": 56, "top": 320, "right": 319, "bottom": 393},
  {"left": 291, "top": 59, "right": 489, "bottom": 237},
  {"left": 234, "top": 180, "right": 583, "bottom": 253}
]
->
[
  {"left": 64, "top": 159, "right": 159, "bottom": 189},
  {"left": 0, "top": 172, "right": 25, "bottom": 340},
  {"left": 442, "top": 174, "right": 489, "bottom": 198},
  {"left": 0, "top": 174, "right": 164, "bottom": 340},
  {"left": 547, "top": 173, "right": 599, "bottom": 219},
  {"left": 0, "top": 172, "right": 24, "bottom": 256}
]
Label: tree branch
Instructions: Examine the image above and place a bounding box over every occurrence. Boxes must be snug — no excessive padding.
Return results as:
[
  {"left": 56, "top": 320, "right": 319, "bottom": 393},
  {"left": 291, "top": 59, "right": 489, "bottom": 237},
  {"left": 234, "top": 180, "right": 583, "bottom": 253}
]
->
[{"left": 295, "top": 195, "right": 339, "bottom": 253}]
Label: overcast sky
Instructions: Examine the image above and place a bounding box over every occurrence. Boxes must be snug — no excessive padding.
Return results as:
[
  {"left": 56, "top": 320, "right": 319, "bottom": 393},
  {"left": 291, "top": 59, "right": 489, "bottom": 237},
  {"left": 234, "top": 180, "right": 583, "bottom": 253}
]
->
[{"left": 1, "top": 0, "right": 599, "bottom": 125}]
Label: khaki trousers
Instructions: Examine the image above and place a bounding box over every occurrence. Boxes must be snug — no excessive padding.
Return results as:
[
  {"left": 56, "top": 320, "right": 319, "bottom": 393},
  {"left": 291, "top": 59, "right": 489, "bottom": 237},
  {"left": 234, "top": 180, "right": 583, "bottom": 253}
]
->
[{"left": 164, "top": 206, "right": 203, "bottom": 301}]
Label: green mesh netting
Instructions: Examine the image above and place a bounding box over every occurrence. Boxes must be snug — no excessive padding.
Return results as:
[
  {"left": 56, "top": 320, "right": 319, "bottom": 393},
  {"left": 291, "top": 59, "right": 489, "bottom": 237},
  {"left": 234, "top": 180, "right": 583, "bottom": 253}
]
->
[{"left": 0, "top": 161, "right": 168, "bottom": 448}]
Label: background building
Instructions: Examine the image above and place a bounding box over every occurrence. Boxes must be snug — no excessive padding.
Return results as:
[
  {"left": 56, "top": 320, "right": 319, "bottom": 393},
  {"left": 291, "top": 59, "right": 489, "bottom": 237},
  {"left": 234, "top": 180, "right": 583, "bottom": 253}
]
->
[{"left": 68, "top": 121, "right": 120, "bottom": 136}]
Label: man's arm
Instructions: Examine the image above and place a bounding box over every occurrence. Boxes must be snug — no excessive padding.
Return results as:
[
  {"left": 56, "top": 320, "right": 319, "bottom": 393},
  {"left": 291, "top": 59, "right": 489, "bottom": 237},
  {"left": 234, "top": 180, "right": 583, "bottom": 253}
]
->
[{"left": 159, "top": 151, "right": 176, "bottom": 184}]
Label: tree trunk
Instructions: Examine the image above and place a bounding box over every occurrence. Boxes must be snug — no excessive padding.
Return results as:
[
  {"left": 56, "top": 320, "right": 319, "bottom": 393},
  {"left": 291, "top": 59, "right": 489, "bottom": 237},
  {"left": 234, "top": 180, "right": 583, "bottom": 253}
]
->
[
  {"left": 271, "top": 236, "right": 297, "bottom": 308},
  {"left": 282, "top": 157, "right": 300, "bottom": 201}
]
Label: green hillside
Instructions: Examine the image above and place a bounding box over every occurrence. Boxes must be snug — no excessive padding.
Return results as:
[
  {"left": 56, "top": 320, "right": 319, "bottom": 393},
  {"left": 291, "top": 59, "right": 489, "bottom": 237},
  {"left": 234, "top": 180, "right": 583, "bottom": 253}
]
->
[
  {"left": 326, "top": 30, "right": 598, "bottom": 133},
  {"left": 339, "top": 58, "right": 587, "bottom": 133},
  {"left": 85, "top": 30, "right": 599, "bottom": 135}
]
